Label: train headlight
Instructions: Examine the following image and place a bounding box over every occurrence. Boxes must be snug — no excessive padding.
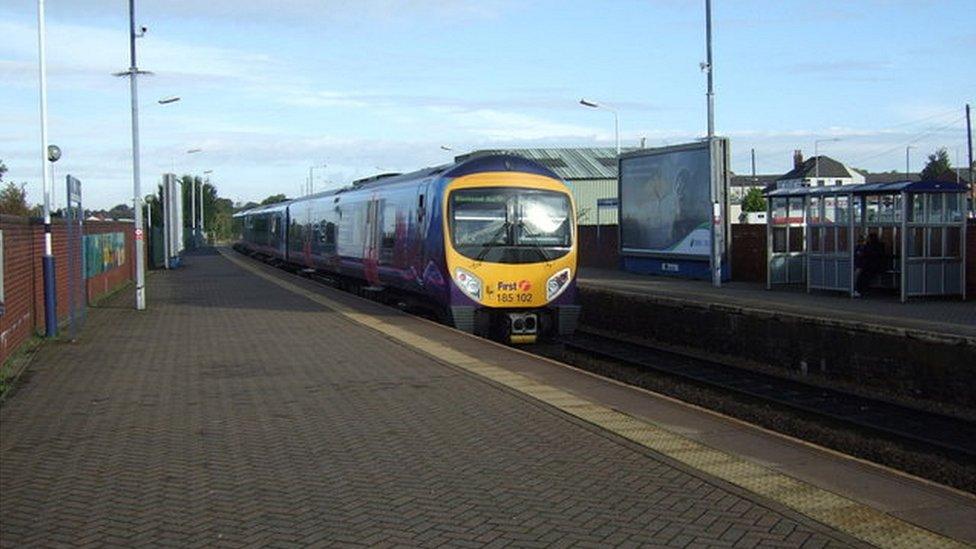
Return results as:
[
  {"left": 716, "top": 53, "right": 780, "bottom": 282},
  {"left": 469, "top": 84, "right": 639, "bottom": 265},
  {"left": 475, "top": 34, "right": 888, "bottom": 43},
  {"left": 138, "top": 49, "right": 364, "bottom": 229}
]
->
[
  {"left": 546, "top": 268, "right": 571, "bottom": 301},
  {"left": 455, "top": 268, "right": 482, "bottom": 301}
]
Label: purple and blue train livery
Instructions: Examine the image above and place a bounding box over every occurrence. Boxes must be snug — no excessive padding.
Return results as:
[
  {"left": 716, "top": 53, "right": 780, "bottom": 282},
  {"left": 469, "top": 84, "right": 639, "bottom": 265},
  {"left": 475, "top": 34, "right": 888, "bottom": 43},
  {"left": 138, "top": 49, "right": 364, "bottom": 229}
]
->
[{"left": 234, "top": 154, "right": 580, "bottom": 343}]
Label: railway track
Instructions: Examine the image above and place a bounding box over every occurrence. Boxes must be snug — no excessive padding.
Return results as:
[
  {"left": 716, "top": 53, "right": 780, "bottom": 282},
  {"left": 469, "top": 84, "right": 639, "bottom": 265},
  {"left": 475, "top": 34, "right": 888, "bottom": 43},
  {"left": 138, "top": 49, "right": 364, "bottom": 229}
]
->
[{"left": 558, "top": 330, "right": 976, "bottom": 462}]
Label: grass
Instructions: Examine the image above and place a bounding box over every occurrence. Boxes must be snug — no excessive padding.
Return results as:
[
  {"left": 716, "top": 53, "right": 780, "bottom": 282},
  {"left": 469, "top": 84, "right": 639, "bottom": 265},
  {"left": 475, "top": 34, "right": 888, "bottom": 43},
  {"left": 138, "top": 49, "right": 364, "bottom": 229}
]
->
[{"left": 0, "top": 335, "right": 43, "bottom": 403}]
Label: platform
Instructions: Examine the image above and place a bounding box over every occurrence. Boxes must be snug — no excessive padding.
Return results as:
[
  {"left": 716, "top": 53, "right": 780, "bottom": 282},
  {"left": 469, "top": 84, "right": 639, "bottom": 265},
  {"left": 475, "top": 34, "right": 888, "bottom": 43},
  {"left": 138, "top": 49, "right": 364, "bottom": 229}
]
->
[
  {"left": 1, "top": 248, "right": 973, "bottom": 547},
  {"left": 579, "top": 268, "right": 976, "bottom": 340}
]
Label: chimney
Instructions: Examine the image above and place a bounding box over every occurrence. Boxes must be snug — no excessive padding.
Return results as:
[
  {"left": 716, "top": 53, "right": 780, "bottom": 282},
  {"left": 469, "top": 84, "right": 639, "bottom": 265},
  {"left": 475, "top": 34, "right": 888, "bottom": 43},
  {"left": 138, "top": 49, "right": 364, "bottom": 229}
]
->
[{"left": 793, "top": 150, "right": 804, "bottom": 169}]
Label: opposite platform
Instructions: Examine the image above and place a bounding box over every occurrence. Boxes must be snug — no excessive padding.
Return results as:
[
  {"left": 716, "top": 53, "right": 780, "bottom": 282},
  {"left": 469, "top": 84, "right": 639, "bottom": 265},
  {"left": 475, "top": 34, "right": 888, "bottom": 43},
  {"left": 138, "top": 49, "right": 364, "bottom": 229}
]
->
[
  {"left": 0, "top": 248, "right": 970, "bottom": 547},
  {"left": 578, "top": 267, "right": 976, "bottom": 340}
]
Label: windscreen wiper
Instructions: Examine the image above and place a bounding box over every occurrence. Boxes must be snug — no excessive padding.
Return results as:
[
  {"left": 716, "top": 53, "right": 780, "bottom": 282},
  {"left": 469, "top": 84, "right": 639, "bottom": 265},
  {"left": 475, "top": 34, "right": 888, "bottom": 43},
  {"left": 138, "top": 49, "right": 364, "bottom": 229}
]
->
[
  {"left": 476, "top": 221, "right": 511, "bottom": 261},
  {"left": 515, "top": 220, "right": 552, "bottom": 261}
]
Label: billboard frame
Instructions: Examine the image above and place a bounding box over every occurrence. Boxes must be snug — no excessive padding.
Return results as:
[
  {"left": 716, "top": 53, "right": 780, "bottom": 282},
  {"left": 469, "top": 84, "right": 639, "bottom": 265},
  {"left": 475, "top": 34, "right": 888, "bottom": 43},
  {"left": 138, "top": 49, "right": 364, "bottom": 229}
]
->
[{"left": 616, "top": 137, "right": 731, "bottom": 280}]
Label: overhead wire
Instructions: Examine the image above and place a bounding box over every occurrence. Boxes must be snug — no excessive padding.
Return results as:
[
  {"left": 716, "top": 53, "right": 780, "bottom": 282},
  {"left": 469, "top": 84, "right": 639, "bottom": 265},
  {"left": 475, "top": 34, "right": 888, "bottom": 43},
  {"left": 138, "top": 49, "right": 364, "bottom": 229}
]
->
[{"left": 847, "top": 115, "right": 966, "bottom": 166}]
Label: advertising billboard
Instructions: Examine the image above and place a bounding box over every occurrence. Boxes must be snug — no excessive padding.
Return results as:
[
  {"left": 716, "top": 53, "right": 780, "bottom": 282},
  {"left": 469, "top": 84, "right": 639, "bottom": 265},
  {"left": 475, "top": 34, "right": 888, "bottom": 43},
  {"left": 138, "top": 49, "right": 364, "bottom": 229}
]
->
[
  {"left": 618, "top": 139, "right": 730, "bottom": 279},
  {"left": 83, "top": 232, "right": 126, "bottom": 278}
]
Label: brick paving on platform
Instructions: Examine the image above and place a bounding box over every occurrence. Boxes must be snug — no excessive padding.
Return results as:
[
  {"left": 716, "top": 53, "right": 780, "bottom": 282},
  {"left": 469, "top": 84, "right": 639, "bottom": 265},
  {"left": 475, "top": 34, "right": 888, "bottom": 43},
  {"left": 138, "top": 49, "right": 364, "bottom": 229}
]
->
[{"left": 0, "top": 250, "right": 860, "bottom": 547}]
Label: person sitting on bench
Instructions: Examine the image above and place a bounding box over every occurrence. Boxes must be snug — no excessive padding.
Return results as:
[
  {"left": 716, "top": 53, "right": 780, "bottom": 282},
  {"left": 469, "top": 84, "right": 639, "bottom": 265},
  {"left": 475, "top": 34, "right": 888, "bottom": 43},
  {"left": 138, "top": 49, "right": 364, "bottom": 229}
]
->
[{"left": 854, "top": 233, "right": 885, "bottom": 297}]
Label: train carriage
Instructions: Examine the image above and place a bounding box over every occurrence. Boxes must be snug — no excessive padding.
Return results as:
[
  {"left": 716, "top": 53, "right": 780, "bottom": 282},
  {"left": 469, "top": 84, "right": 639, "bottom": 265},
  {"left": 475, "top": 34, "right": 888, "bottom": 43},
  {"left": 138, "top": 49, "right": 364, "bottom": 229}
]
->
[{"left": 235, "top": 154, "right": 580, "bottom": 343}]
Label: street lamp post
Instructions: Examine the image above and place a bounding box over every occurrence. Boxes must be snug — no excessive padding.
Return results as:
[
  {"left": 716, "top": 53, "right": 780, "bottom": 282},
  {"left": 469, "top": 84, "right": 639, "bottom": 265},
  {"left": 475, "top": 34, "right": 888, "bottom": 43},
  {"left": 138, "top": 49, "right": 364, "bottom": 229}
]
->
[
  {"left": 579, "top": 99, "right": 620, "bottom": 156},
  {"left": 906, "top": 146, "right": 915, "bottom": 181},
  {"left": 37, "top": 0, "right": 60, "bottom": 335},
  {"left": 202, "top": 170, "right": 212, "bottom": 241},
  {"left": 187, "top": 148, "right": 202, "bottom": 242},
  {"left": 114, "top": 0, "right": 151, "bottom": 310},
  {"left": 814, "top": 138, "right": 841, "bottom": 180},
  {"left": 308, "top": 163, "right": 327, "bottom": 195}
]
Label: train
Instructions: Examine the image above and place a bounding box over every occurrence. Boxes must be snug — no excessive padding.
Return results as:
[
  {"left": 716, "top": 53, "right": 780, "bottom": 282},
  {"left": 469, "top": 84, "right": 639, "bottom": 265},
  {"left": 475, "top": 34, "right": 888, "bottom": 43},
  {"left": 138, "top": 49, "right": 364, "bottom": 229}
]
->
[{"left": 233, "top": 154, "right": 580, "bottom": 343}]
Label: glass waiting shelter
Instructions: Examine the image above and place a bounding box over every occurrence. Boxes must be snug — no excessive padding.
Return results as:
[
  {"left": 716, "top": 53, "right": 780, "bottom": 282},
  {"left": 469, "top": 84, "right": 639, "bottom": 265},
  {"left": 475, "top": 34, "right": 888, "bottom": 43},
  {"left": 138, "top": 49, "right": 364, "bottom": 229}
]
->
[{"left": 765, "top": 181, "right": 968, "bottom": 301}]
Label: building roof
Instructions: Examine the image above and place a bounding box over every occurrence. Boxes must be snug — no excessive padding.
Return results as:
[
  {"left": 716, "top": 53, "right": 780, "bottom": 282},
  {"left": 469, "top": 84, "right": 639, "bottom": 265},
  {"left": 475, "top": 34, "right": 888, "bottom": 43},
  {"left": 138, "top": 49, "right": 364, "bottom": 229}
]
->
[
  {"left": 861, "top": 171, "right": 920, "bottom": 184},
  {"left": 455, "top": 147, "right": 636, "bottom": 180},
  {"left": 730, "top": 174, "right": 779, "bottom": 188},
  {"left": 778, "top": 155, "right": 852, "bottom": 181},
  {"left": 766, "top": 179, "right": 968, "bottom": 198}
]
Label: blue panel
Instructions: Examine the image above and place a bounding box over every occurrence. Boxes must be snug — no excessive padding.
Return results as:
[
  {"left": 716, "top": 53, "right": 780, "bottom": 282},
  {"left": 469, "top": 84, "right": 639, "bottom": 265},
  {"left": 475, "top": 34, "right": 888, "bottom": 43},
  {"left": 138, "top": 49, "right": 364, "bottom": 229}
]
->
[
  {"left": 788, "top": 256, "right": 804, "bottom": 283},
  {"left": 443, "top": 154, "right": 559, "bottom": 180},
  {"left": 925, "top": 263, "right": 944, "bottom": 294},
  {"left": 621, "top": 256, "right": 729, "bottom": 281},
  {"left": 907, "top": 263, "right": 924, "bottom": 294},
  {"left": 945, "top": 263, "right": 962, "bottom": 294},
  {"left": 837, "top": 260, "right": 852, "bottom": 290},
  {"left": 809, "top": 259, "right": 823, "bottom": 287}
]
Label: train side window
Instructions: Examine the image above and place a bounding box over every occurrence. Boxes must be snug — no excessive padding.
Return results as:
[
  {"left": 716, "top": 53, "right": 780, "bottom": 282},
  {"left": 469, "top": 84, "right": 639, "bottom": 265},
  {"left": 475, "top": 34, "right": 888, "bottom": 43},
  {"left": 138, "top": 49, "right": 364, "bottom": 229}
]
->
[
  {"left": 324, "top": 222, "right": 336, "bottom": 245},
  {"left": 418, "top": 194, "right": 425, "bottom": 222}
]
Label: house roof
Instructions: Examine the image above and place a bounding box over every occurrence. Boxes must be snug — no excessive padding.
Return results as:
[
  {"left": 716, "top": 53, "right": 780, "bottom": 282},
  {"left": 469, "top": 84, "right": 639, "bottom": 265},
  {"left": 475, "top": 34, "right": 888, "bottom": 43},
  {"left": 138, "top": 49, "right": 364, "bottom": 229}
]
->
[
  {"left": 730, "top": 174, "right": 779, "bottom": 188},
  {"left": 862, "top": 172, "right": 920, "bottom": 184},
  {"left": 778, "top": 155, "right": 851, "bottom": 181},
  {"left": 455, "top": 147, "right": 636, "bottom": 180}
]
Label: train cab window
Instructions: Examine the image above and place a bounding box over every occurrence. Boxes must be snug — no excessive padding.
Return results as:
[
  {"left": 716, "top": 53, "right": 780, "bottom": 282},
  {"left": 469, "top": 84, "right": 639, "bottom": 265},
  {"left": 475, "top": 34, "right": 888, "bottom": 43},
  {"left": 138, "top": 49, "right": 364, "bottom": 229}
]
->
[{"left": 450, "top": 188, "right": 572, "bottom": 264}]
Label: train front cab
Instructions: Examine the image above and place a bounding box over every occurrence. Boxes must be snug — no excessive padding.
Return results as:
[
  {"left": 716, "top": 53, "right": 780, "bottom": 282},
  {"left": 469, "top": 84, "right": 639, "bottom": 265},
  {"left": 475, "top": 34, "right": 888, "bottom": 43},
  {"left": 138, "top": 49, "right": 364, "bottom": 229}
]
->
[{"left": 442, "top": 171, "right": 581, "bottom": 343}]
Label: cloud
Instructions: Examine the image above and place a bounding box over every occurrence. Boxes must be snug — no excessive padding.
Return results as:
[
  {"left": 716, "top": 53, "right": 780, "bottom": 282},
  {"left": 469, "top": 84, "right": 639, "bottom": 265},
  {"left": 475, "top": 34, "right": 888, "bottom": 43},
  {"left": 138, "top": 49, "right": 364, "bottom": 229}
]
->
[{"left": 782, "top": 60, "right": 894, "bottom": 75}]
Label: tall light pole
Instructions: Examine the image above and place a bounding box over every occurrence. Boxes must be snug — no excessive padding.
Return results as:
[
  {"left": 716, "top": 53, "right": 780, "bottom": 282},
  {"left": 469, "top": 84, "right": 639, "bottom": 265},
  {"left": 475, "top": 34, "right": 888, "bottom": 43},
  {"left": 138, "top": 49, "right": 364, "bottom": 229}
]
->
[
  {"left": 579, "top": 99, "right": 619, "bottom": 156},
  {"left": 148, "top": 95, "right": 179, "bottom": 239},
  {"left": 905, "top": 145, "right": 915, "bottom": 181},
  {"left": 37, "top": 0, "right": 58, "bottom": 335},
  {"left": 114, "top": 0, "right": 151, "bottom": 311},
  {"left": 704, "top": 0, "right": 714, "bottom": 138},
  {"left": 186, "top": 148, "right": 202, "bottom": 240},
  {"left": 814, "top": 138, "right": 841, "bottom": 180},
  {"left": 308, "top": 163, "right": 327, "bottom": 195},
  {"left": 202, "top": 169, "right": 212, "bottom": 240}
]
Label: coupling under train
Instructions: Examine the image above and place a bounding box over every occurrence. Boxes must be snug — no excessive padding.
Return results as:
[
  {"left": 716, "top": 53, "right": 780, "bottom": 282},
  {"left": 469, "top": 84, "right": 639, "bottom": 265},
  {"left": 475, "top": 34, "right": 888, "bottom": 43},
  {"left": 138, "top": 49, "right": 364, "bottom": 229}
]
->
[{"left": 233, "top": 154, "right": 580, "bottom": 343}]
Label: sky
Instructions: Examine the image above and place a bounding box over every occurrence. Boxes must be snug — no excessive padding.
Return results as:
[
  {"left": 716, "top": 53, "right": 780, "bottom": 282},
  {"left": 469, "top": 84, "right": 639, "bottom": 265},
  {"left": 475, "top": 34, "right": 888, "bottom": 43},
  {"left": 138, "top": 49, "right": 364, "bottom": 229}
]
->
[{"left": 1, "top": 0, "right": 974, "bottom": 210}]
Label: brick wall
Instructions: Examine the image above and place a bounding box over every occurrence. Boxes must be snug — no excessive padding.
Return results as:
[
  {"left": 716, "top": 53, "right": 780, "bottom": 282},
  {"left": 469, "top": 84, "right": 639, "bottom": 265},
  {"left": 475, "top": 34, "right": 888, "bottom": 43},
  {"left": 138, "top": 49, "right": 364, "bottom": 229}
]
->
[
  {"left": 731, "top": 224, "right": 767, "bottom": 283},
  {"left": 578, "top": 225, "right": 619, "bottom": 269},
  {"left": 1, "top": 217, "right": 35, "bottom": 367},
  {"left": 1, "top": 216, "right": 135, "bottom": 364},
  {"left": 968, "top": 220, "right": 975, "bottom": 301}
]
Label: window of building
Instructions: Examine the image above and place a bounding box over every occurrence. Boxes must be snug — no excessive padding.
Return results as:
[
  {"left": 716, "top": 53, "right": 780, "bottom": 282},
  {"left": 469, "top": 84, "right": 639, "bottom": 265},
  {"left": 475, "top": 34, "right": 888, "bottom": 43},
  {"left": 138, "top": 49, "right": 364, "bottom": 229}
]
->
[
  {"left": 835, "top": 180, "right": 842, "bottom": 186},
  {"left": 817, "top": 179, "right": 825, "bottom": 186}
]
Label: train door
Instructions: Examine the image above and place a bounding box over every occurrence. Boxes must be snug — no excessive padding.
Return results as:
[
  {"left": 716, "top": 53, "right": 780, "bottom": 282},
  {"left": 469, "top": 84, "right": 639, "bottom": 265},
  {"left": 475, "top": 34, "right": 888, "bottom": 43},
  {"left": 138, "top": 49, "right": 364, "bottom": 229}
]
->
[
  {"left": 416, "top": 181, "right": 430, "bottom": 245},
  {"left": 363, "top": 196, "right": 381, "bottom": 286},
  {"left": 413, "top": 181, "right": 431, "bottom": 288}
]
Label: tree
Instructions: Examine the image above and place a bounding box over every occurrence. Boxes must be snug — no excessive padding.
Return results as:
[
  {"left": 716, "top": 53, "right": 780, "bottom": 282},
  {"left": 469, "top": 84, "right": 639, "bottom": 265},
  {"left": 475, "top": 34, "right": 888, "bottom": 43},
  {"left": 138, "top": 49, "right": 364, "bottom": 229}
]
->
[
  {"left": 0, "top": 182, "right": 31, "bottom": 216},
  {"left": 920, "top": 148, "right": 953, "bottom": 181},
  {"left": 0, "top": 159, "right": 7, "bottom": 181},
  {"left": 742, "top": 187, "right": 767, "bottom": 212},
  {"left": 107, "top": 203, "right": 134, "bottom": 219},
  {"left": 260, "top": 194, "right": 288, "bottom": 205}
]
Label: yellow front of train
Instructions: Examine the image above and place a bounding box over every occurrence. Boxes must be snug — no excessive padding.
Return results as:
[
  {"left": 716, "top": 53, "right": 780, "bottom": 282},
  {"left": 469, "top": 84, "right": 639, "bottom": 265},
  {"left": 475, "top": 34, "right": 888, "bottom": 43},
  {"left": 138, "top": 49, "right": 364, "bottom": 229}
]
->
[{"left": 443, "top": 171, "right": 580, "bottom": 343}]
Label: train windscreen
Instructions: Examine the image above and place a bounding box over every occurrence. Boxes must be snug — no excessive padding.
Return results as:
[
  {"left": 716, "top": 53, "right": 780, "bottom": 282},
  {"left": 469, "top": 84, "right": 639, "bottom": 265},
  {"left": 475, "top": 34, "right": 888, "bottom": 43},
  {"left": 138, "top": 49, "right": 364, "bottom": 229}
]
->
[{"left": 450, "top": 188, "right": 572, "bottom": 264}]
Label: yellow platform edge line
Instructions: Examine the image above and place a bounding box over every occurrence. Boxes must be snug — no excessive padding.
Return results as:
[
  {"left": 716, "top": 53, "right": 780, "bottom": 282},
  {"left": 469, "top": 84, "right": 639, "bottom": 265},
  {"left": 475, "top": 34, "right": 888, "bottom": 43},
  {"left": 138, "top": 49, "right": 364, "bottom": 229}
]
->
[{"left": 219, "top": 249, "right": 966, "bottom": 549}]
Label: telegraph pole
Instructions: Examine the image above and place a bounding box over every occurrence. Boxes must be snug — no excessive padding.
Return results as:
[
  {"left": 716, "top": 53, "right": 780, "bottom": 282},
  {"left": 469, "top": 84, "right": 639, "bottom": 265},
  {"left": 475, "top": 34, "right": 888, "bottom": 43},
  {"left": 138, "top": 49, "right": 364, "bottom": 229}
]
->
[
  {"left": 967, "top": 103, "right": 973, "bottom": 185},
  {"left": 967, "top": 103, "right": 973, "bottom": 217}
]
